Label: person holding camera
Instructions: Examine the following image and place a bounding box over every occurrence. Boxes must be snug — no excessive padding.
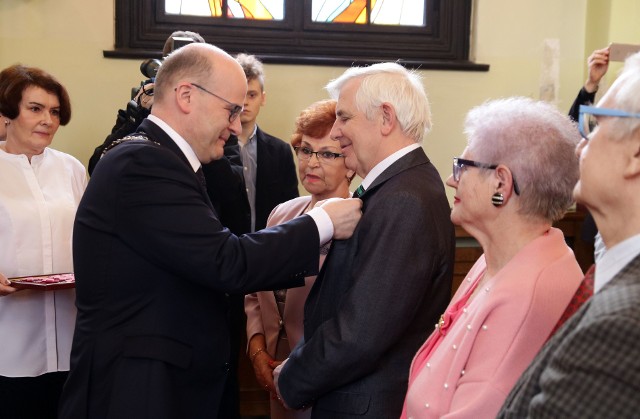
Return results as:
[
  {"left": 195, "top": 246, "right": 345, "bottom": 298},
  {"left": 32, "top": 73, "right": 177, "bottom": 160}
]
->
[{"left": 87, "top": 31, "right": 205, "bottom": 175}]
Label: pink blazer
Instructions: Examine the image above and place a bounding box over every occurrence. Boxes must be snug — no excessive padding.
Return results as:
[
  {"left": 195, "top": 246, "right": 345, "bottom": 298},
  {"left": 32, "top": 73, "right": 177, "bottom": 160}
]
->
[
  {"left": 403, "top": 228, "right": 583, "bottom": 419},
  {"left": 245, "top": 196, "right": 325, "bottom": 355}
]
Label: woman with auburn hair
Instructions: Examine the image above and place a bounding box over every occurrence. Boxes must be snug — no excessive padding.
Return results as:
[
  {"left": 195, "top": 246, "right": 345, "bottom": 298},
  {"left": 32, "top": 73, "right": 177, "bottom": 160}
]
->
[
  {"left": 0, "top": 64, "right": 86, "bottom": 418},
  {"left": 402, "top": 97, "right": 584, "bottom": 419},
  {"left": 245, "top": 99, "right": 354, "bottom": 419}
]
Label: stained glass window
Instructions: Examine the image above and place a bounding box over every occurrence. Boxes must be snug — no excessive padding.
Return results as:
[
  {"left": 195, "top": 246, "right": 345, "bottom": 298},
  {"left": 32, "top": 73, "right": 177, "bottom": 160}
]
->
[
  {"left": 311, "top": 0, "right": 425, "bottom": 26},
  {"left": 165, "top": 0, "right": 285, "bottom": 20},
  {"left": 165, "top": 0, "right": 424, "bottom": 25},
  {"left": 111, "top": 0, "right": 481, "bottom": 70}
]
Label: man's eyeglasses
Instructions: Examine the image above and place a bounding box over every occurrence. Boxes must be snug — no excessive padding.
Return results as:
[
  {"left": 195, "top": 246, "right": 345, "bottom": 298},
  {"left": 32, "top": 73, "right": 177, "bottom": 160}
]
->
[
  {"left": 190, "top": 82, "right": 243, "bottom": 122},
  {"left": 453, "top": 157, "right": 521, "bottom": 195},
  {"left": 293, "top": 146, "right": 345, "bottom": 163},
  {"left": 578, "top": 104, "right": 640, "bottom": 139}
]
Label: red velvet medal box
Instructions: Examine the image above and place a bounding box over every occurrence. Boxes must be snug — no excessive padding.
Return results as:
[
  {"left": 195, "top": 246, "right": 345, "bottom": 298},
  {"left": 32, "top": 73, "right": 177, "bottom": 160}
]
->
[{"left": 9, "top": 273, "right": 75, "bottom": 291}]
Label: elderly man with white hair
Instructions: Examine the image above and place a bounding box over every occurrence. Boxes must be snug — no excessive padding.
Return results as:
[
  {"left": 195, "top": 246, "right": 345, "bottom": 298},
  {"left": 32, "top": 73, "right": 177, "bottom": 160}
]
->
[
  {"left": 498, "top": 51, "right": 640, "bottom": 418},
  {"left": 274, "top": 62, "right": 455, "bottom": 418}
]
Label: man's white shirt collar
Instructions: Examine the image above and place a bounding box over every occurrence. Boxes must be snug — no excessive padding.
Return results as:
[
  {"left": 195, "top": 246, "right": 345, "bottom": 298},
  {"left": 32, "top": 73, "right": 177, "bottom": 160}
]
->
[
  {"left": 359, "top": 143, "right": 421, "bottom": 190},
  {"left": 148, "top": 114, "right": 201, "bottom": 172},
  {"left": 594, "top": 233, "right": 640, "bottom": 293}
]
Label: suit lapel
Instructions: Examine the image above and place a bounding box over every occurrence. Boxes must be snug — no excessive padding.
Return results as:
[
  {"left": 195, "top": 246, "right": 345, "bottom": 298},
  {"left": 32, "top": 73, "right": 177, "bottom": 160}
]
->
[
  {"left": 255, "top": 128, "right": 270, "bottom": 192},
  {"left": 364, "top": 148, "right": 429, "bottom": 197},
  {"left": 137, "top": 120, "right": 189, "bottom": 162},
  {"left": 305, "top": 148, "right": 430, "bottom": 323},
  {"left": 542, "top": 252, "right": 640, "bottom": 357},
  {"left": 598, "top": 251, "right": 640, "bottom": 292},
  {"left": 357, "top": 148, "right": 429, "bottom": 213},
  {"left": 137, "top": 119, "right": 215, "bottom": 211},
  {"left": 223, "top": 135, "right": 243, "bottom": 166}
]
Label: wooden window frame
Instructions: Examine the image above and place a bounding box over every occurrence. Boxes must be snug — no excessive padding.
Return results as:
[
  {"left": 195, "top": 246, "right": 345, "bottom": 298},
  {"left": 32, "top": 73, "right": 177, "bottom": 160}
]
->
[{"left": 105, "top": 0, "right": 488, "bottom": 71}]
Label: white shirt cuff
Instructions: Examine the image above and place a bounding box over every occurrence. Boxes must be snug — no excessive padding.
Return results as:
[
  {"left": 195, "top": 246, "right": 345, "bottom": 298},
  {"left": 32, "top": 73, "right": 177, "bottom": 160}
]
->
[{"left": 306, "top": 207, "right": 334, "bottom": 245}]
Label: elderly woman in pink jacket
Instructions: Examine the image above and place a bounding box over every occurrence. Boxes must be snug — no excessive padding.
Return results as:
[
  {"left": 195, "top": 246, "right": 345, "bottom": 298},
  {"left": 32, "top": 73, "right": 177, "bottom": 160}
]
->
[
  {"left": 245, "top": 99, "right": 355, "bottom": 419},
  {"left": 401, "top": 97, "right": 584, "bottom": 419}
]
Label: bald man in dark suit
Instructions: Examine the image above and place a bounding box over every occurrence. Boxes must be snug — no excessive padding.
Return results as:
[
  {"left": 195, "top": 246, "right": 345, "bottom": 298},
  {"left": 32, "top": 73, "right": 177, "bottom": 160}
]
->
[{"left": 58, "top": 43, "right": 362, "bottom": 419}]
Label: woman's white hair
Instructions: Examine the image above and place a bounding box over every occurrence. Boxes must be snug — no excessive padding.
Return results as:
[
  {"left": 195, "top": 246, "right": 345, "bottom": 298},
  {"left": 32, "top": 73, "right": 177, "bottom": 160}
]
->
[
  {"left": 465, "top": 96, "right": 580, "bottom": 222},
  {"left": 325, "top": 62, "right": 432, "bottom": 143}
]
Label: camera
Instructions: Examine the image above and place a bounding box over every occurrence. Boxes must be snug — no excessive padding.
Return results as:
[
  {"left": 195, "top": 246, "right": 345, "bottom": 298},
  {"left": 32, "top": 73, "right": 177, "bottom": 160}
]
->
[
  {"left": 131, "top": 36, "right": 198, "bottom": 100},
  {"left": 165, "top": 36, "right": 196, "bottom": 54},
  {"left": 139, "top": 59, "right": 161, "bottom": 79}
]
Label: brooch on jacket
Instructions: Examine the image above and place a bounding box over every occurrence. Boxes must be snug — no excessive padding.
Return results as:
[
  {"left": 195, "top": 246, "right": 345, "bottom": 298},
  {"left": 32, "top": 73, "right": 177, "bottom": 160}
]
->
[{"left": 436, "top": 314, "right": 446, "bottom": 335}]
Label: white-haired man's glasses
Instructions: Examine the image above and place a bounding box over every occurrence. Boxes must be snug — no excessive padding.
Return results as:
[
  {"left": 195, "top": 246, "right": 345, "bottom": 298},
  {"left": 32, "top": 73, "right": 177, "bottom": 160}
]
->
[{"left": 578, "top": 104, "right": 640, "bottom": 139}]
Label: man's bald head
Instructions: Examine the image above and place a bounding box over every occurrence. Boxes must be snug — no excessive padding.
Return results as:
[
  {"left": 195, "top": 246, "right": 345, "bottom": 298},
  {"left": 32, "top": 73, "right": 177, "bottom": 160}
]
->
[{"left": 154, "top": 43, "right": 241, "bottom": 104}]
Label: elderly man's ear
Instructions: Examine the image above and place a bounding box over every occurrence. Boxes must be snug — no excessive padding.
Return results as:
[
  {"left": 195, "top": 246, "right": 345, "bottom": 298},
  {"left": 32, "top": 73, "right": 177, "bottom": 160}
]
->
[
  {"left": 623, "top": 133, "right": 640, "bottom": 178},
  {"left": 380, "top": 102, "right": 396, "bottom": 135}
]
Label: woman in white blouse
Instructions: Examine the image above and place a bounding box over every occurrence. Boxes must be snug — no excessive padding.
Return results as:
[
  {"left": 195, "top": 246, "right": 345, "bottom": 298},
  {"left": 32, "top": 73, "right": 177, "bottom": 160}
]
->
[{"left": 0, "top": 65, "right": 86, "bottom": 419}]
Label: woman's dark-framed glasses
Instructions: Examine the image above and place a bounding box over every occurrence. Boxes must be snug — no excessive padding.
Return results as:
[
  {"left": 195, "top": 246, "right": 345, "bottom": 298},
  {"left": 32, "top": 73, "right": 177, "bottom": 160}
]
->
[
  {"left": 294, "top": 146, "right": 345, "bottom": 163},
  {"left": 190, "top": 82, "right": 243, "bottom": 122},
  {"left": 578, "top": 104, "right": 640, "bottom": 139},
  {"left": 453, "top": 157, "right": 521, "bottom": 195}
]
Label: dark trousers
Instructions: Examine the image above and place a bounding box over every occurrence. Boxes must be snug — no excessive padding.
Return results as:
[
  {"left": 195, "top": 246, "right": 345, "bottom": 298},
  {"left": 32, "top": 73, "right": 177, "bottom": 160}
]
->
[
  {"left": 218, "top": 294, "right": 245, "bottom": 419},
  {"left": 0, "top": 371, "right": 68, "bottom": 419}
]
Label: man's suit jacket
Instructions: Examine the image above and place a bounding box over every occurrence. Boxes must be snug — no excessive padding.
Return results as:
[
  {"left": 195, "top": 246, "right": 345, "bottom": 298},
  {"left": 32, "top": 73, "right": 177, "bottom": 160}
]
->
[
  {"left": 278, "top": 148, "right": 455, "bottom": 418},
  {"left": 219, "top": 128, "right": 299, "bottom": 234},
  {"left": 59, "top": 119, "right": 319, "bottom": 419},
  {"left": 254, "top": 127, "right": 299, "bottom": 231},
  {"left": 88, "top": 105, "right": 250, "bottom": 237},
  {"left": 202, "top": 138, "right": 249, "bottom": 235},
  {"left": 498, "top": 253, "right": 640, "bottom": 418}
]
